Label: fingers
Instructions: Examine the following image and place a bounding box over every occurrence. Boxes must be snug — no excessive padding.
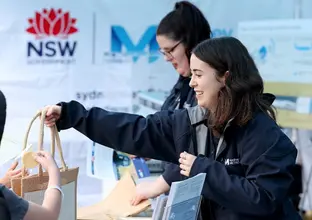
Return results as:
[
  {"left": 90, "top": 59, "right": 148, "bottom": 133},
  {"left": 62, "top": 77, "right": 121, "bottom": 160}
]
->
[
  {"left": 22, "top": 169, "right": 29, "bottom": 176},
  {"left": 46, "top": 106, "right": 54, "bottom": 117},
  {"left": 129, "top": 155, "right": 137, "bottom": 159},
  {"left": 179, "top": 151, "right": 192, "bottom": 177},
  {"left": 178, "top": 157, "right": 191, "bottom": 167},
  {"left": 39, "top": 105, "right": 60, "bottom": 127},
  {"left": 35, "top": 151, "right": 50, "bottom": 157},
  {"left": 40, "top": 105, "right": 54, "bottom": 117},
  {"left": 180, "top": 169, "right": 189, "bottom": 177},
  {"left": 10, "top": 168, "right": 22, "bottom": 176},
  {"left": 8, "top": 161, "right": 18, "bottom": 171},
  {"left": 38, "top": 106, "right": 50, "bottom": 117},
  {"left": 133, "top": 197, "right": 141, "bottom": 206},
  {"left": 179, "top": 163, "right": 189, "bottom": 172},
  {"left": 41, "top": 151, "right": 52, "bottom": 158},
  {"left": 33, "top": 151, "right": 43, "bottom": 158},
  {"left": 130, "top": 197, "right": 136, "bottom": 206},
  {"left": 180, "top": 151, "right": 189, "bottom": 159},
  {"left": 179, "top": 152, "right": 191, "bottom": 166},
  {"left": 180, "top": 152, "right": 186, "bottom": 159},
  {"left": 45, "top": 115, "right": 57, "bottom": 127},
  {"left": 11, "top": 168, "right": 28, "bottom": 178},
  {"left": 130, "top": 195, "right": 143, "bottom": 206},
  {"left": 178, "top": 157, "right": 184, "bottom": 164},
  {"left": 33, "top": 151, "right": 48, "bottom": 163},
  {"left": 179, "top": 163, "right": 190, "bottom": 176}
]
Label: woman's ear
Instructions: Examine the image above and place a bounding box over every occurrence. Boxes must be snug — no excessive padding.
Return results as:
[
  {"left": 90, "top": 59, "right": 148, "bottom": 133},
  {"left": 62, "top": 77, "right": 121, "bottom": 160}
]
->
[{"left": 220, "top": 71, "right": 230, "bottom": 87}]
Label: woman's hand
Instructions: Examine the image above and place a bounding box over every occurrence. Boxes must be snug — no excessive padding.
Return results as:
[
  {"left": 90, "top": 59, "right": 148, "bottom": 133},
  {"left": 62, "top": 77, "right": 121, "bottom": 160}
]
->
[
  {"left": 33, "top": 151, "right": 58, "bottom": 172},
  {"left": 130, "top": 181, "right": 157, "bottom": 206},
  {"left": 179, "top": 151, "right": 196, "bottom": 177},
  {"left": 130, "top": 175, "right": 170, "bottom": 206},
  {"left": 0, "top": 161, "right": 28, "bottom": 188},
  {"left": 40, "top": 105, "right": 62, "bottom": 127}
]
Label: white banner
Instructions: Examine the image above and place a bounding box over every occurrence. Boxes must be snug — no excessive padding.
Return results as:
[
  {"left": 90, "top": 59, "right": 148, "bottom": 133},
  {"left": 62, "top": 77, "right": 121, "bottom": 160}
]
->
[
  {"left": 238, "top": 19, "right": 312, "bottom": 129},
  {"left": 0, "top": 0, "right": 302, "bottom": 211},
  {"left": 69, "top": 63, "right": 133, "bottom": 112},
  {"left": 239, "top": 19, "right": 312, "bottom": 86}
]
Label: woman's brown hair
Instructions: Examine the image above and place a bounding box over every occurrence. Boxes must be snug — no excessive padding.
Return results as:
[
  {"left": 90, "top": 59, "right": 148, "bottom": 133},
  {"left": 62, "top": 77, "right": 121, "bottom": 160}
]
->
[{"left": 192, "top": 37, "right": 276, "bottom": 130}]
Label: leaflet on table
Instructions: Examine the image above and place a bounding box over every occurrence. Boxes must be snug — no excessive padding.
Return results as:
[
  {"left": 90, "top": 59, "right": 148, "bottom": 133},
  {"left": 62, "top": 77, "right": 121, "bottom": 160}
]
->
[
  {"left": 132, "top": 157, "right": 151, "bottom": 178},
  {"left": 87, "top": 142, "right": 150, "bottom": 180},
  {"left": 152, "top": 194, "right": 168, "bottom": 220},
  {"left": 162, "top": 173, "right": 206, "bottom": 220},
  {"left": 166, "top": 173, "right": 206, "bottom": 206},
  {"left": 86, "top": 142, "right": 117, "bottom": 180}
]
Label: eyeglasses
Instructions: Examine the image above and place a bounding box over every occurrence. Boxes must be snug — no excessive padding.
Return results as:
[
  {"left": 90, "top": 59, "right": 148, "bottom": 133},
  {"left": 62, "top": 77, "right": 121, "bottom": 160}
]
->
[{"left": 159, "top": 41, "right": 181, "bottom": 59}]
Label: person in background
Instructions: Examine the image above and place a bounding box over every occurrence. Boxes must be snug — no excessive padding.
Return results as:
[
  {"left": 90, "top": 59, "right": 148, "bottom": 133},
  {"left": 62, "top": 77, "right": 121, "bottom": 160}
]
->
[
  {"left": 41, "top": 37, "right": 300, "bottom": 219},
  {"left": 130, "top": 0, "right": 212, "bottom": 205},
  {"left": 0, "top": 90, "right": 63, "bottom": 220}
]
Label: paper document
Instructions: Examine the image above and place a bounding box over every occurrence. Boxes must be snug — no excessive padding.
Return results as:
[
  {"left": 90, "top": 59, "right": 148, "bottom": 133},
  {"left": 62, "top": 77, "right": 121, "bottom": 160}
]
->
[
  {"left": 77, "top": 173, "right": 151, "bottom": 219},
  {"left": 132, "top": 157, "right": 151, "bottom": 178},
  {"left": 166, "top": 173, "right": 206, "bottom": 206},
  {"left": 86, "top": 142, "right": 116, "bottom": 180},
  {"left": 151, "top": 194, "right": 168, "bottom": 220},
  {"left": 162, "top": 173, "right": 206, "bottom": 220}
]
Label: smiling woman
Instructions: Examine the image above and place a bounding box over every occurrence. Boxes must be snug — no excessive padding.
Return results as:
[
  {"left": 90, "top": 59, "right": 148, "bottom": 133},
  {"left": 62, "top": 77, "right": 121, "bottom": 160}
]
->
[
  {"left": 41, "top": 36, "right": 300, "bottom": 219},
  {"left": 190, "top": 37, "right": 276, "bottom": 130},
  {"left": 190, "top": 56, "right": 222, "bottom": 114}
]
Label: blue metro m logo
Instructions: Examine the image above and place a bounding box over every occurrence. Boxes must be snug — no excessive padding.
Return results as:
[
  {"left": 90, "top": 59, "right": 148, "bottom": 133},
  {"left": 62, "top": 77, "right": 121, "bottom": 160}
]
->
[{"left": 111, "top": 25, "right": 159, "bottom": 63}]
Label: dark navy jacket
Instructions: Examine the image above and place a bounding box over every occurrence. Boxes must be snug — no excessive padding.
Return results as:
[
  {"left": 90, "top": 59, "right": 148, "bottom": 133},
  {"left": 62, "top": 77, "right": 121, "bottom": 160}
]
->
[
  {"left": 56, "top": 100, "right": 301, "bottom": 220},
  {"left": 161, "top": 75, "right": 196, "bottom": 111},
  {"left": 160, "top": 75, "right": 197, "bottom": 186}
]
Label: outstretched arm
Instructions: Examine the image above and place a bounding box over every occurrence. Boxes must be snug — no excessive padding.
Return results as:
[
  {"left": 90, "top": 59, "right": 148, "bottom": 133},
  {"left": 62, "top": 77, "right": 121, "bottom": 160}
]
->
[{"left": 56, "top": 101, "right": 186, "bottom": 163}]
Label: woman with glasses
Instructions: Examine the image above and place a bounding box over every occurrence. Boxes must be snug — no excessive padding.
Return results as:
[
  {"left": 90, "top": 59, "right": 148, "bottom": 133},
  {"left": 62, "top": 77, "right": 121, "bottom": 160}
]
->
[{"left": 129, "top": 0, "right": 212, "bottom": 206}]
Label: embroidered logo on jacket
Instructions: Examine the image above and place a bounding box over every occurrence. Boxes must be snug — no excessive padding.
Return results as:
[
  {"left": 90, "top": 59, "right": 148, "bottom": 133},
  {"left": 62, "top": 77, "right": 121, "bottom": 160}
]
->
[{"left": 224, "top": 158, "right": 240, "bottom": 166}]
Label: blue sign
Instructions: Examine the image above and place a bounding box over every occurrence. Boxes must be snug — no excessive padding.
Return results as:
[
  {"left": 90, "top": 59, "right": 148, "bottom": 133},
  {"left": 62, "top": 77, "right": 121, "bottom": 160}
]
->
[
  {"left": 110, "top": 25, "right": 159, "bottom": 63},
  {"left": 27, "top": 41, "right": 77, "bottom": 57},
  {"left": 251, "top": 39, "right": 275, "bottom": 64},
  {"left": 211, "top": 28, "right": 234, "bottom": 38},
  {"left": 294, "top": 43, "right": 312, "bottom": 51},
  {"left": 110, "top": 26, "right": 234, "bottom": 63}
]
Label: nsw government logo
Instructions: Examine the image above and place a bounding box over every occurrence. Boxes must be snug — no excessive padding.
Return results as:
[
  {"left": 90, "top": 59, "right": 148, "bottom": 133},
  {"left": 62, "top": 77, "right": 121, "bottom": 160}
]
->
[{"left": 26, "top": 8, "right": 78, "bottom": 65}]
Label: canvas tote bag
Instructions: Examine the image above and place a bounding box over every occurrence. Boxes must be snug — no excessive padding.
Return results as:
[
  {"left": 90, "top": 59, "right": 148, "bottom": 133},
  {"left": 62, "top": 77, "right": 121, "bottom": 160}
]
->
[{"left": 11, "top": 110, "right": 79, "bottom": 220}]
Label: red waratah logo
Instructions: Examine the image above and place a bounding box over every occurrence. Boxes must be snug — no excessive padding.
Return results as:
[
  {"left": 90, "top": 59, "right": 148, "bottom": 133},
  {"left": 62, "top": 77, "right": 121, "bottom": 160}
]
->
[{"left": 26, "top": 8, "right": 78, "bottom": 39}]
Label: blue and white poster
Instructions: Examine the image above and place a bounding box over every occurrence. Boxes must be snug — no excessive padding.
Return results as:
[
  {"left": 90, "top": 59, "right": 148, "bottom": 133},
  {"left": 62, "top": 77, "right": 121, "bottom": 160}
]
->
[{"left": 238, "top": 19, "right": 312, "bottom": 129}]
